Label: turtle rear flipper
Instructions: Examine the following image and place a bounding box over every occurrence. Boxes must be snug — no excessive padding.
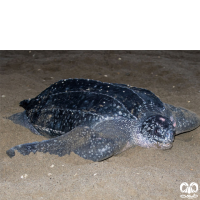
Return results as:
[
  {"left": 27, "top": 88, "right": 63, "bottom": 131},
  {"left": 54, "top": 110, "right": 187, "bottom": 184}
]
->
[
  {"left": 6, "top": 121, "right": 131, "bottom": 161},
  {"left": 7, "top": 112, "right": 42, "bottom": 136}
]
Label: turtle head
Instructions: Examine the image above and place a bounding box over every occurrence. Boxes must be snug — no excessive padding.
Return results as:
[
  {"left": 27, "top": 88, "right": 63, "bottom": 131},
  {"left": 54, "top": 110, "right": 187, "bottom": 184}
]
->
[{"left": 138, "top": 115, "right": 175, "bottom": 149}]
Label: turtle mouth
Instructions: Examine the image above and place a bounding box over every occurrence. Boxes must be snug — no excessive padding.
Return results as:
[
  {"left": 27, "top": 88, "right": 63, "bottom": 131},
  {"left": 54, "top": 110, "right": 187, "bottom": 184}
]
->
[
  {"left": 152, "top": 129, "right": 175, "bottom": 149},
  {"left": 155, "top": 142, "right": 173, "bottom": 150}
]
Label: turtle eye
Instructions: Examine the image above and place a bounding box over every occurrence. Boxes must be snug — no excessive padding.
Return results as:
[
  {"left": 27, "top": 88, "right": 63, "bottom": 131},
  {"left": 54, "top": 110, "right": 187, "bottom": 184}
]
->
[{"left": 154, "top": 127, "right": 162, "bottom": 137}]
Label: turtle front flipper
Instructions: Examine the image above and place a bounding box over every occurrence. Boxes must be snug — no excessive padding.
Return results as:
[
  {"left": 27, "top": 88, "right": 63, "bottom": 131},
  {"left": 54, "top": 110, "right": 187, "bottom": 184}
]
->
[
  {"left": 164, "top": 104, "right": 200, "bottom": 135},
  {"left": 6, "top": 121, "right": 131, "bottom": 161}
]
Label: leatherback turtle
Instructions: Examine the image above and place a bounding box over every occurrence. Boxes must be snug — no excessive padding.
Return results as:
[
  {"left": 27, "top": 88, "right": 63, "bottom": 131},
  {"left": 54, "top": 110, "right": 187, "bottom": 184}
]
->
[{"left": 6, "top": 79, "right": 200, "bottom": 161}]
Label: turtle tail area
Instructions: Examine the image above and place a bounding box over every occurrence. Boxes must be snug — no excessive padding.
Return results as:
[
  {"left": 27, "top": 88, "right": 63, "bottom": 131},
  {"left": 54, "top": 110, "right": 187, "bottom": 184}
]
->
[{"left": 7, "top": 111, "right": 42, "bottom": 136}]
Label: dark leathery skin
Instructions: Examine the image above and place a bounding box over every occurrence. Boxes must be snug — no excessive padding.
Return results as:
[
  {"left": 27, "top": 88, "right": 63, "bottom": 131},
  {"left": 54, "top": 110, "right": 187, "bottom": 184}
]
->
[
  {"left": 21, "top": 79, "right": 164, "bottom": 118},
  {"left": 6, "top": 79, "right": 200, "bottom": 161}
]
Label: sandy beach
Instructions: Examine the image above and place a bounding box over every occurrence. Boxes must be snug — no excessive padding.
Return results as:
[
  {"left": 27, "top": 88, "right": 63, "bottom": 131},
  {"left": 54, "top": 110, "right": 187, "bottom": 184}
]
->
[{"left": 0, "top": 51, "right": 200, "bottom": 200}]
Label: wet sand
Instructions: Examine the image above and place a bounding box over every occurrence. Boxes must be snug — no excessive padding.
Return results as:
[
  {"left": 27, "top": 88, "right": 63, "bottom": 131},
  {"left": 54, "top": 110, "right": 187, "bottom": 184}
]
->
[{"left": 0, "top": 51, "right": 200, "bottom": 200}]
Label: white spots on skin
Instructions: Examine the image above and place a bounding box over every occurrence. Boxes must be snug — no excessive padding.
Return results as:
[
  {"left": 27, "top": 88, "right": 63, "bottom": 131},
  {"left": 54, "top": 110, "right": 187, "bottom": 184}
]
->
[
  {"left": 99, "top": 145, "right": 110, "bottom": 153},
  {"left": 23, "top": 78, "right": 188, "bottom": 161},
  {"left": 134, "top": 132, "right": 172, "bottom": 149}
]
